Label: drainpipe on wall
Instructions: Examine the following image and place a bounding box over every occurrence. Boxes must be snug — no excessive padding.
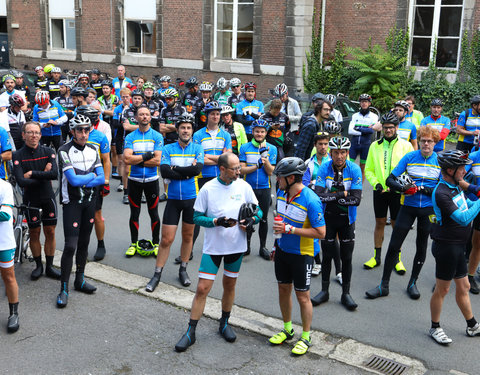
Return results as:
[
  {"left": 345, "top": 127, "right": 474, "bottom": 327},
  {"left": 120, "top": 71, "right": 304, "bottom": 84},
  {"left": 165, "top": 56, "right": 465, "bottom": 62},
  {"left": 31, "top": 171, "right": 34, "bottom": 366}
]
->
[{"left": 320, "top": 0, "right": 326, "bottom": 67}]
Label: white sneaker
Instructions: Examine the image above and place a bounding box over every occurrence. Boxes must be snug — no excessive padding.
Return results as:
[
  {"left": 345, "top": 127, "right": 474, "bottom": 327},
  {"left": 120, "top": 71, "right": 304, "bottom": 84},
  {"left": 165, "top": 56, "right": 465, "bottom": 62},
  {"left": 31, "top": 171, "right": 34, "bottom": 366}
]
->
[
  {"left": 466, "top": 322, "right": 480, "bottom": 337},
  {"left": 117, "top": 184, "right": 124, "bottom": 192},
  {"left": 312, "top": 264, "right": 321, "bottom": 276},
  {"left": 335, "top": 272, "right": 342, "bottom": 285},
  {"left": 430, "top": 327, "right": 452, "bottom": 344}
]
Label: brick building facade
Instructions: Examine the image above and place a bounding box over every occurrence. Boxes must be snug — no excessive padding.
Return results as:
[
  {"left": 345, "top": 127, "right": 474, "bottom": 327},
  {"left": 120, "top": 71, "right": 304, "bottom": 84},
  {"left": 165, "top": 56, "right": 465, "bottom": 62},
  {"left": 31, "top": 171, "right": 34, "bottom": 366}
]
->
[{"left": 2, "top": 0, "right": 480, "bottom": 98}]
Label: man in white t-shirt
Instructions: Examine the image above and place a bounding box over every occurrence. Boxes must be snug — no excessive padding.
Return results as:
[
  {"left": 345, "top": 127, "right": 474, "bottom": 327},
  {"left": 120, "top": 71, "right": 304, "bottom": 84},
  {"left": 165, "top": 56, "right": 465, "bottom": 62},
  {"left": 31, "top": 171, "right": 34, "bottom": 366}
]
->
[{"left": 174, "top": 152, "right": 262, "bottom": 352}]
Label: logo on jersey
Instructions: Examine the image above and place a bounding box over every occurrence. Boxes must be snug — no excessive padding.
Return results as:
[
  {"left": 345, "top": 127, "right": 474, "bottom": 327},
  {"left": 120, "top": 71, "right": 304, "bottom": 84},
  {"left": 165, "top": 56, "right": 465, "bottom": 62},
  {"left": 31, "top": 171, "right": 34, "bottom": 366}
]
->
[
  {"left": 52, "top": 154, "right": 56, "bottom": 158},
  {"left": 49, "top": 212, "right": 55, "bottom": 217},
  {"left": 73, "top": 222, "right": 78, "bottom": 227},
  {"left": 32, "top": 216, "right": 38, "bottom": 221},
  {"left": 14, "top": 160, "right": 19, "bottom": 165},
  {"left": 90, "top": 218, "right": 94, "bottom": 223}
]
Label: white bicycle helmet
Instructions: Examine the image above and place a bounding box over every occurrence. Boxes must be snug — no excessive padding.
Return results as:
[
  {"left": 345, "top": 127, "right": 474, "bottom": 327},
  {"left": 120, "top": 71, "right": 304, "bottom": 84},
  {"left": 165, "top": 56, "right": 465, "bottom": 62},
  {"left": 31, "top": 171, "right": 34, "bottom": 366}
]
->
[
  {"left": 324, "top": 120, "right": 341, "bottom": 135},
  {"left": 216, "top": 77, "right": 228, "bottom": 90},
  {"left": 199, "top": 81, "right": 214, "bottom": 92},
  {"left": 229, "top": 77, "right": 241, "bottom": 87},
  {"left": 274, "top": 83, "right": 288, "bottom": 97},
  {"left": 328, "top": 136, "right": 351, "bottom": 150},
  {"left": 396, "top": 174, "right": 415, "bottom": 189}
]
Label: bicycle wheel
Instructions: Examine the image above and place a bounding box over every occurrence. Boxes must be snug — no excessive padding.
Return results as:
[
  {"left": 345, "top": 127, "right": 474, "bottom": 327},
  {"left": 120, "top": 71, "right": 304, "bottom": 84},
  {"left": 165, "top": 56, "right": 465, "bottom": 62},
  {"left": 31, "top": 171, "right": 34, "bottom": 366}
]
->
[
  {"left": 21, "top": 225, "right": 30, "bottom": 262},
  {"left": 14, "top": 226, "right": 22, "bottom": 264}
]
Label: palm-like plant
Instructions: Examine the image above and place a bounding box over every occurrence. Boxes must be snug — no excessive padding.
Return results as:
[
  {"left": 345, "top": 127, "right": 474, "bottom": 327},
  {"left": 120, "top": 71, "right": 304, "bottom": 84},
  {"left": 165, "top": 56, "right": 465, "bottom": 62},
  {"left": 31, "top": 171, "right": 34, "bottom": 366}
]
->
[{"left": 347, "top": 44, "right": 407, "bottom": 111}]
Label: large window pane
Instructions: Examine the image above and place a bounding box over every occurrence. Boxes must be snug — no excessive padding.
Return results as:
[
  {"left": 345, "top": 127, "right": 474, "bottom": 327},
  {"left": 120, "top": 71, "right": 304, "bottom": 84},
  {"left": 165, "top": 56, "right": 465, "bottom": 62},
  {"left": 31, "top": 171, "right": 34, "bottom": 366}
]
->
[
  {"left": 441, "top": 0, "right": 462, "bottom": 4},
  {"left": 438, "top": 7, "right": 462, "bottom": 36},
  {"left": 436, "top": 38, "right": 459, "bottom": 68},
  {"left": 237, "top": 32, "right": 252, "bottom": 59},
  {"left": 126, "top": 21, "right": 141, "bottom": 53},
  {"left": 238, "top": 4, "right": 253, "bottom": 31},
  {"left": 411, "top": 37, "right": 431, "bottom": 66},
  {"left": 51, "top": 19, "right": 64, "bottom": 49},
  {"left": 142, "top": 22, "right": 155, "bottom": 54},
  {"left": 413, "top": 7, "right": 434, "bottom": 36},
  {"left": 217, "top": 3, "right": 233, "bottom": 30},
  {"left": 217, "top": 31, "right": 232, "bottom": 59},
  {"left": 65, "top": 19, "right": 76, "bottom": 49}
]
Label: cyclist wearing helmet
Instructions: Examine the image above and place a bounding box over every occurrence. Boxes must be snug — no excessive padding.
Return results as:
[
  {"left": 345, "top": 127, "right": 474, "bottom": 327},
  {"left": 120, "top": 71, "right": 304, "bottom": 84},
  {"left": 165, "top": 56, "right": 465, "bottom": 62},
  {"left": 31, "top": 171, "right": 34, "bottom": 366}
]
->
[
  {"left": 456, "top": 95, "right": 480, "bottom": 152},
  {"left": 324, "top": 94, "right": 342, "bottom": 123},
  {"left": 112, "top": 65, "right": 133, "bottom": 94},
  {"left": 214, "top": 77, "right": 231, "bottom": 107},
  {"left": 57, "top": 81, "right": 75, "bottom": 138},
  {"left": 47, "top": 67, "right": 63, "bottom": 100},
  {"left": 394, "top": 100, "right": 418, "bottom": 150},
  {"left": 12, "top": 71, "right": 31, "bottom": 104},
  {"left": 269, "top": 157, "right": 325, "bottom": 356},
  {"left": 239, "top": 119, "right": 277, "bottom": 259},
  {"left": 70, "top": 86, "right": 89, "bottom": 111},
  {"left": 157, "top": 75, "right": 173, "bottom": 101},
  {"left": 0, "top": 177, "right": 20, "bottom": 332},
  {"left": 192, "top": 101, "right": 232, "bottom": 248},
  {"left": 123, "top": 107, "right": 163, "bottom": 263},
  {"left": 348, "top": 93, "right": 378, "bottom": 181},
  {"left": 220, "top": 105, "right": 247, "bottom": 155},
  {"left": 366, "top": 125, "right": 440, "bottom": 300},
  {"left": 159, "top": 87, "right": 185, "bottom": 145},
  {"left": 0, "top": 74, "right": 26, "bottom": 111},
  {"left": 428, "top": 150, "right": 480, "bottom": 344},
  {"left": 174, "top": 152, "right": 261, "bottom": 353},
  {"left": 12, "top": 122, "right": 60, "bottom": 281},
  {"left": 56, "top": 114, "right": 105, "bottom": 308},
  {"left": 89, "top": 68, "right": 103, "bottom": 98},
  {"left": 145, "top": 113, "right": 204, "bottom": 292},
  {"left": 196, "top": 81, "right": 214, "bottom": 130},
  {"left": 112, "top": 88, "right": 132, "bottom": 194},
  {"left": 34, "top": 66, "right": 48, "bottom": 91},
  {"left": 420, "top": 99, "right": 450, "bottom": 152},
  {"left": 302, "top": 132, "right": 331, "bottom": 188},
  {"left": 236, "top": 82, "right": 264, "bottom": 138},
  {"left": 273, "top": 83, "right": 302, "bottom": 133},
  {"left": 311, "top": 136, "right": 362, "bottom": 311},
  {"left": 363, "top": 113, "right": 414, "bottom": 270},
  {"left": 76, "top": 73, "right": 90, "bottom": 90},
  {"left": 299, "top": 92, "right": 326, "bottom": 128},
  {"left": 295, "top": 100, "right": 332, "bottom": 161},
  {"left": 262, "top": 98, "right": 291, "bottom": 161},
  {"left": 404, "top": 96, "right": 424, "bottom": 129},
  {"left": 7, "top": 94, "right": 26, "bottom": 150},
  {"left": 182, "top": 76, "right": 201, "bottom": 116},
  {"left": 227, "top": 77, "right": 245, "bottom": 112},
  {"left": 142, "top": 82, "right": 162, "bottom": 132},
  {"left": 43, "top": 64, "right": 55, "bottom": 80},
  {"left": 32, "top": 91, "right": 68, "bottom": 151}
]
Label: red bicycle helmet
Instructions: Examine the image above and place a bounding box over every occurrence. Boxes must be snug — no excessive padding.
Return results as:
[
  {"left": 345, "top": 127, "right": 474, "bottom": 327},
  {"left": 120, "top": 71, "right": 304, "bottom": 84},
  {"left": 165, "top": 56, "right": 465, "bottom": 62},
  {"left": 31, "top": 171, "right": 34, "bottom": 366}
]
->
[
  {"left": 9, "top": 93, "right": 25, "bottom": 108},
  {"left": 35, "top": 91, "right": 50, "bottom": 106}
]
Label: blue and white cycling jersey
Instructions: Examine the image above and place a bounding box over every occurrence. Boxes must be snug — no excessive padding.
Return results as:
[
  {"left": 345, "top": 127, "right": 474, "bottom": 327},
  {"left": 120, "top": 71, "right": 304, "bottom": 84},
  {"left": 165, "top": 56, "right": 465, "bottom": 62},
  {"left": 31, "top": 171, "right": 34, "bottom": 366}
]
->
[
  {"left": 87, "top": 128, "right": 110, "bottom": 155},
  {"left": 397, "top": 119, "right": 417, "bottom": 143},
  {"left": 32, "top": 100, "right": 67, "bottom": 137},
  {"left": 124, "top": 127, "right": 164, "bottom": 182},
  {"left": 457, "top": 108, "right": 480, "bottom": 144},
  {"left": 193, "top": 127, "right": 231, "bottom": 178},
  {"left": 391, "top": 150, "right": 440, "bottom": 208},
  {"left": 315, "top": 160, "right": 362, "bottom": 224},
  {"left": 239, "top": 141, "right": 277, "bottom": 189},
  {"left": 161, "top": 141, "right": 204, "bottom": 200},
  {"left": 420, "top": 115, "right": 450, "bottom": 152},
  {"left": 0, "top": 127, "right": 12, "bottom": 180},
  {"left": 235, "top": 99, "right": 264, "bottom": 134}
]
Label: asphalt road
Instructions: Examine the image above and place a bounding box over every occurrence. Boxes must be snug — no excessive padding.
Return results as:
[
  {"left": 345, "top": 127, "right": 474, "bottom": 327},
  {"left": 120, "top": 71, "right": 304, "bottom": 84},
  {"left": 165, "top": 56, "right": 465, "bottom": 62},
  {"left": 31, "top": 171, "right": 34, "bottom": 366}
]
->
[
  {"left": 39, "top": 170, "right": 480, "bottom": 374},
  {"left": 2, "top": 264, "right": 370, "bottom": 375}
]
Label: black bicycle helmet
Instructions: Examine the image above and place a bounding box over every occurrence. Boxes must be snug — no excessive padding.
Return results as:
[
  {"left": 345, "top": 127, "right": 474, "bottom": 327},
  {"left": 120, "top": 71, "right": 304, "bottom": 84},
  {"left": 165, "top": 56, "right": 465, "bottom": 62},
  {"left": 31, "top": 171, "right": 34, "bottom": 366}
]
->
[
  {"left": 175, "top": 113, "right": 195, "bottom": 127},
  {"left": 470, "top": 95, "right": 480, "bottom": 105},
  {"left": 91, "top": 68, "right": 101, "bottom": 75},
  {"left": 437, "top": 150, "right": 472, "bottom": 170},
  {"left": 131, "top": 89, "right": 144, "bottom": 98},
  {"left": 359, "top": 93, "right": 372, "bottom": 101},
  {"left": 381, "top": 112, "right": 399, "bottom": 126},
  {"left": 185, "top": 76, "right": 198, "bottom": 88},
  {"left": 76, "top": 105, "right": 100, "bottom": 123},
  {"left": 101, "top": 79, "right": 113, "bottom": 88},
  {"left": 431, "top": 98, "right": 443, "bottom": 107},
  {"left": 70, "top": 86, "right": 88, "bottom": 97},
  {"left": 324, "top": 120, "right": 341, "bottom": 134},
  {"left": 311, "top": 92, "right": 325, "bottom": 102},
  {"left": 273, "top": 157, "right": 307, "bottom": 177},
  {"left": 238, "top": 203, "right": 260, "bottom": 234}
]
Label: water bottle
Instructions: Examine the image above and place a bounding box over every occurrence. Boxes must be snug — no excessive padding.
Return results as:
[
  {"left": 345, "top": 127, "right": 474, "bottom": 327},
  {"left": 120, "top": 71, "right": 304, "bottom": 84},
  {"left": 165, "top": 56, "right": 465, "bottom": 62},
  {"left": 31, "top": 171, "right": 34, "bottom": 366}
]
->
[{"left": 273, "top": 215, "right": 283, "bottom": 239}]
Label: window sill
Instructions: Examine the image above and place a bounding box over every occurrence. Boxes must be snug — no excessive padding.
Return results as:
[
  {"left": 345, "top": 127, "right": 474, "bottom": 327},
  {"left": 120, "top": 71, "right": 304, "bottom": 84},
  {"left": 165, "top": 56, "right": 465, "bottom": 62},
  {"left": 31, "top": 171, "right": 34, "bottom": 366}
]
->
[
  {"left": 47, "top": 50, "right": 77, "bottom": 61},
  {"left": 410, "top": 66, "right": 457, "bottom": 83},
  {"left": 210, "top": 59, "right": 254, "bottom": 74},
  {"left": 121, "top": 54, "right": 157, "bottom": 67}
]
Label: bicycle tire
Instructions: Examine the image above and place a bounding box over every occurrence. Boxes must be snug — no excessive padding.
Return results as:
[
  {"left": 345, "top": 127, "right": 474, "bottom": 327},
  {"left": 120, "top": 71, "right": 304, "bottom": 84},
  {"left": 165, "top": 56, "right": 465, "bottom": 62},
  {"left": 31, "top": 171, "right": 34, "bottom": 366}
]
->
[
  {"left": 14, "top": 226, "right": 22, "bottom": 264},
  {"left": 21, "top": 224, "right": 30, "bottom": 262}
]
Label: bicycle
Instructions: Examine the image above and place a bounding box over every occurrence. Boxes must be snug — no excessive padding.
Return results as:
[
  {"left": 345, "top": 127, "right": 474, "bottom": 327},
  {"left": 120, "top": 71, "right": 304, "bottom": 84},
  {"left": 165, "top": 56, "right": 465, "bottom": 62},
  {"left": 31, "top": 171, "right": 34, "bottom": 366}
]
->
[{"left": 13, "top": 203, "right": 39, "bottom": 265}]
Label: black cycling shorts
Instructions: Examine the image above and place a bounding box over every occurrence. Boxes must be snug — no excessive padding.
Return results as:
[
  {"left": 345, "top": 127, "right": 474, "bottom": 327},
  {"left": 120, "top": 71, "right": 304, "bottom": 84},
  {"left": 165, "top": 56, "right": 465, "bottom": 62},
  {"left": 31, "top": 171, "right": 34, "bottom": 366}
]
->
[
  {"left": 274, "top": 246, "right": 313, "bottom": 292},
  {"left": 373, "top": 190, "right": 401, "bottom": 220},
  {"left": 431, "top": 240, "right": 468, "bottom": 281},
  {"left": 95, "top": 186, "right": 104, "bottom": 212},
  {"left": 25, "top": 197, "right": 57, "bottom": 229},
  {"left": 41, "top": 135, "right": 63, "bottom": 152},
  {"left": 163, "top": 198, "right": 195, "bottom": 225},
  {"left": 473, "top": 214, "right": 480, "bottom": 231}
]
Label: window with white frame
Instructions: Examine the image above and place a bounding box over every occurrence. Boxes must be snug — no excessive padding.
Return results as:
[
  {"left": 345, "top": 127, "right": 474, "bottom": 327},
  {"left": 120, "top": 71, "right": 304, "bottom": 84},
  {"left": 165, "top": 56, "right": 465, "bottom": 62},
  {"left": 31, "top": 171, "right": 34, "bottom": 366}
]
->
[
  {"left": 124, "top": 0, "right": 156, "bottom": 54},
  {"left": 48, "top": 0, "right": 76, "bottom": 50},
  {"left": 410, "top": 0, "right": 464, "bottom": 69},
  {"left": 214, "top": 0, "right": 254, "bottom": 60}
]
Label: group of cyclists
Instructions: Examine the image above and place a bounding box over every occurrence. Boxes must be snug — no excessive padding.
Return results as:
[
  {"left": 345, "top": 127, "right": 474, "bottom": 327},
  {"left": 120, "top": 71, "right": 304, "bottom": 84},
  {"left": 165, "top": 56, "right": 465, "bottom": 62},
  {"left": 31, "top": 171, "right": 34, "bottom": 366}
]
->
[{"left": 1, "top": 62, "right": 480, "bottom": 354}]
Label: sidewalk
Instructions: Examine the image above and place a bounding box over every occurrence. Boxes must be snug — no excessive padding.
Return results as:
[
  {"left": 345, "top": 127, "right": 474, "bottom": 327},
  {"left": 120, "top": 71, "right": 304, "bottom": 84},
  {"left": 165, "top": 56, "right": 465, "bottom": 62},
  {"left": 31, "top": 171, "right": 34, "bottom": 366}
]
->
[{"left": 0, "top": 253, "right": 427, "bottom": 375}]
